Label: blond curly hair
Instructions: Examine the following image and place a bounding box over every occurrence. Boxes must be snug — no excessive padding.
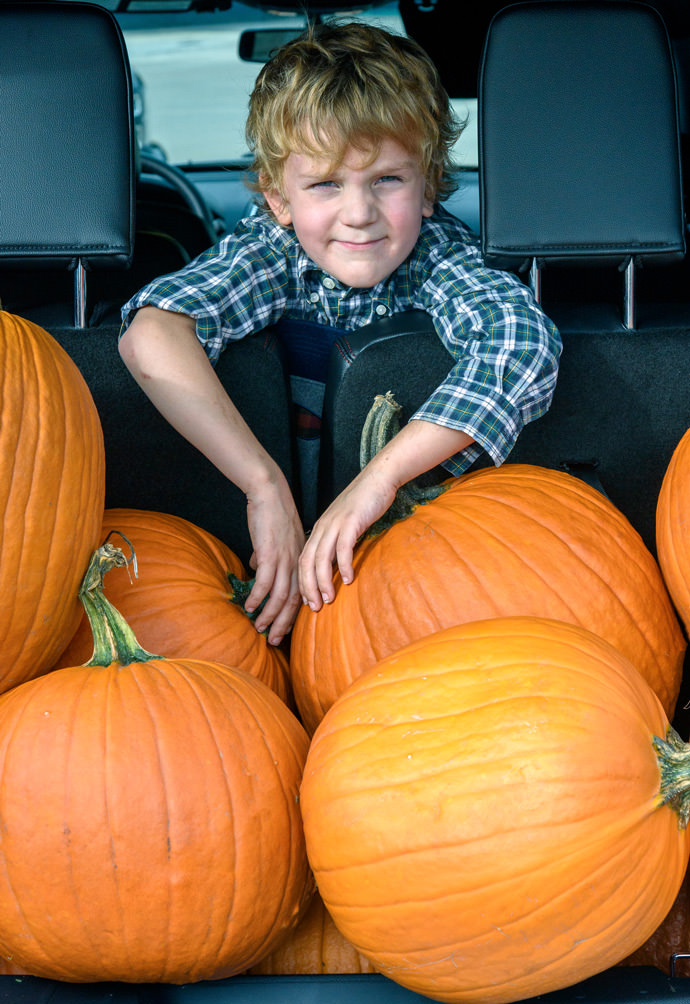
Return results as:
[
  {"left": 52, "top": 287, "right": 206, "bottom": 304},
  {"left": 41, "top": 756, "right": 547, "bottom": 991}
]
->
[{"left": 245, "top": 20, "right": 463, "bottom": 207}]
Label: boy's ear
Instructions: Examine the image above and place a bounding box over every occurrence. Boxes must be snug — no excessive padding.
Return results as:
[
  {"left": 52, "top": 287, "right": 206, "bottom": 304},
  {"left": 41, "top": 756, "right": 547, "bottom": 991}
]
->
[
  {"left": 422, "top": 196, "right": 434, "bottom": 218},
  {"left": 265, "top": 188, "right": 292, "bottom": 226}
]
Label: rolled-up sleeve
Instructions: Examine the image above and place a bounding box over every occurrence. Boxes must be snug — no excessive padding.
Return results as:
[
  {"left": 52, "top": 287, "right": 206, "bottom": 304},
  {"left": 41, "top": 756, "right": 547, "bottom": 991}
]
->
[
  {"left": 411, "top": 238, "right": 562, "bottom": 475},
  {"left": 120, "top": 227, "right": 291, "bottom": 364}
]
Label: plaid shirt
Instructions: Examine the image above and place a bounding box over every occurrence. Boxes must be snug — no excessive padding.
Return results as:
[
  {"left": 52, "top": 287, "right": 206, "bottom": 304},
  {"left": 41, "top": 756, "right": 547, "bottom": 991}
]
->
[{"left": 121, "top": 205, "right": 561, "bottom": 475}]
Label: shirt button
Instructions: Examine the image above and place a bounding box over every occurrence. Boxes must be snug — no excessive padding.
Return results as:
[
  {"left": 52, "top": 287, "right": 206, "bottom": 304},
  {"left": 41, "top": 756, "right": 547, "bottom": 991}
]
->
[
  {"left": 375, "top": 304, "right": 387, "bottom": 316},
  {"left": 323, "top": 277, "right": 336, "bottom": 290},
  {"left": 309, "top": 292, "right": 320, "bottom": 303}
]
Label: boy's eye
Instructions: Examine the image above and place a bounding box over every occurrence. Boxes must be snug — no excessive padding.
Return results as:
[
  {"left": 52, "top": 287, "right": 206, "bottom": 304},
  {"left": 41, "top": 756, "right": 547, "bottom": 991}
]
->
[
  {"left": 377, "top": 175, "right": 404, "bottom": 184},
  {"left": 311, "top": 180, "right": 337, "bottom": 189}
]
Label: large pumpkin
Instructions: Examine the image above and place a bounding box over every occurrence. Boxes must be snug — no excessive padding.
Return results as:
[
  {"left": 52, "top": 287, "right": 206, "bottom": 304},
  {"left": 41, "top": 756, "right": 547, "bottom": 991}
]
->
[
  {"left": 657, "top": 427, "right": 690, "bottom": 635},
  {"left": 622, "top": 861, "right": 690, "bottom": 975},
  {"left": 249, "top": 890, "right": 377, "bottom": 975},
  {"left": 0, "top": 311, "right": 105, "bottom": 691},
  {"left": 292, "top": 397, "right": 684, "bottom": 734},
  {"left": 0, "top": 543, "right": 312, "bottom": 983},
  {"left": 300, "top": 617, "right": 690, "bottom": 1004},
  {"left": 56, "top": 508, "right": 290, "bottom": 702}
]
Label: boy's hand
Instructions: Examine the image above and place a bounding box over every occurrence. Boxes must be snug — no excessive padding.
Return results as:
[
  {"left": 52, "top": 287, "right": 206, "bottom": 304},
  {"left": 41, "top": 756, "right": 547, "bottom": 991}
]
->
[
  {"left": 298, "top": 420, "right": 475, "bottom": 612},
  {"left": 244, "top": 481, "right": 306, "bottom": 645},
  {"left": 298, "top": 467, "right": 397, "bottom": 611}
]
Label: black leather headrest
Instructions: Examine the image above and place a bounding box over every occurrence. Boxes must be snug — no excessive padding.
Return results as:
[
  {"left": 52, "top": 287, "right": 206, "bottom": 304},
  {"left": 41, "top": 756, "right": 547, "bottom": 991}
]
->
[
  {"left": 479, "top": 1, "right": 685, "bottom": 270},
  {"left": 0, "top": 2, "right": 135, "bottom": 270}
]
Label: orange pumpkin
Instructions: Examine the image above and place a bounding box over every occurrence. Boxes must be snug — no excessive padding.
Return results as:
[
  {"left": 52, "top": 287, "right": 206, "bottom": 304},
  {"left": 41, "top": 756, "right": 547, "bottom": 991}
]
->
[
  {"left": 622, "top": 860, "right": 690, "bottom": 975},
  {"left": 56, "top": 508, "right": 290, "bottom": 702},
  {"left": 657, "top": 427, "right": 690, "bottom": 635},
  {"left": 300, "top": 617, "right": 690, "bottom": 1004},
  {"left": 0, "top": 311, "right": 105, "bottom": 692},
  {"left": 292, "top": 397, "right": 684, "bottom": 733},
  {"left": 0, "top": 957, "right": 28, "bottom": 976},
  {"left": 0, "top": 543, "right": 312, "bottom": 983},
  {"left": 249, "top": 890, "right": 377, "bottom": 975}
]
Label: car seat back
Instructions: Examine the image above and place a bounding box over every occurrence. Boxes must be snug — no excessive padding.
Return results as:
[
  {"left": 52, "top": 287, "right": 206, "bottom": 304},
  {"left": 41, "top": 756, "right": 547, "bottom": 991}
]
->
[{"left": 55, "top": 323, "right": 296, "bottom": 568}]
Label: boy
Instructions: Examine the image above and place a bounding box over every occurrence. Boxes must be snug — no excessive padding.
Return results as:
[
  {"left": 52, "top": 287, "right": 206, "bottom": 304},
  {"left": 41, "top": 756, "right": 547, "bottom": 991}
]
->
[{"left": 119, "top": 20, "right": 561, "bottom": 646}]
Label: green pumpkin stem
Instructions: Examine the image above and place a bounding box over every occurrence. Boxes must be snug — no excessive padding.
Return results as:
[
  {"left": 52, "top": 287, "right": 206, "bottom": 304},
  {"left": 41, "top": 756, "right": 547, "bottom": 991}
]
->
[
  {"left": 79, "top": 538, "right": 160, "bottom": 667},
  {"left": 361, "top": 392, "right": 448, "bottom": 538},
  {"left": 653, "top": 726, "right": 690, "bottom": 828}
]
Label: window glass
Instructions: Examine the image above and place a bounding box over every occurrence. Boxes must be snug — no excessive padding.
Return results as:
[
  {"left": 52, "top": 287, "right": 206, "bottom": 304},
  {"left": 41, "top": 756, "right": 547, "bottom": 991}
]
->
[{"left": 119, "top": 2, "right": 478, "bottom": 168}]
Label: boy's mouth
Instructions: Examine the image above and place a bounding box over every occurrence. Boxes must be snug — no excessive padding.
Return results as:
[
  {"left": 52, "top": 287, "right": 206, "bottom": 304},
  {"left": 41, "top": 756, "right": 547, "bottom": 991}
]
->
[{"left": 335, "top": 237, "right": 385, "bottom": 250}]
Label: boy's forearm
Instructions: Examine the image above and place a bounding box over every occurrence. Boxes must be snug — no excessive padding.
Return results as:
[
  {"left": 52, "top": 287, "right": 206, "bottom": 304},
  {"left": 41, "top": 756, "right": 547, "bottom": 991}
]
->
[
  {"left": 120, "top": 306, "right": 304, "bottom": 645},
  {"left": 363, "top": 418, "right": 474, "bottom": 490},
  {"left": 119, "top": 306, "right": 286, "bottom": 498}
]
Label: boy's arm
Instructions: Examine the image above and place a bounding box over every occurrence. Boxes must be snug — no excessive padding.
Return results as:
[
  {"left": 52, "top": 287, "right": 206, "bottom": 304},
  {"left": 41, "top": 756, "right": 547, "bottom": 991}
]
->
[
  {"left": 298, "top": 419, "right": 473, "bottom": 609},
  {"left": 119, "top": 306, "right": 304, "bottom": 644}
]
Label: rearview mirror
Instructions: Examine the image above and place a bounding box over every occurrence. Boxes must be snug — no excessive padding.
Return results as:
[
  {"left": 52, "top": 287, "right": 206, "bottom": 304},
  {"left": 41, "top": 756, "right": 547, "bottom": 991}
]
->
[{"left": 239, "top": 27, "right": 305, "bottom": 62}]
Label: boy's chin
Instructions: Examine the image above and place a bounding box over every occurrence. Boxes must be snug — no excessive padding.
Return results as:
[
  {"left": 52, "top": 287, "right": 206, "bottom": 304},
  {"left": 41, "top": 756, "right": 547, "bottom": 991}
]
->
[{"left": 325, "top": 260, "right": 397, "bottom": 290}]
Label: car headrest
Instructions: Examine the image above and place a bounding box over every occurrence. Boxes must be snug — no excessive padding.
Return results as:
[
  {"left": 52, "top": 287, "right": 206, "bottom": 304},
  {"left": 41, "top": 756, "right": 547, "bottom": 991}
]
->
[
  {"left": 478, "top": 1, "right": 685, "bottom": 273},
  {"left": 0, "top": 2, "right": 135, "bottom": 274}
]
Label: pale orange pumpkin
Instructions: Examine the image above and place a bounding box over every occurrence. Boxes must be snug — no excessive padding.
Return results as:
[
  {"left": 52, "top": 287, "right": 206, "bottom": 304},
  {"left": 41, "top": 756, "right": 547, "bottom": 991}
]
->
[
  {"left": 622, "top": 860, "right": 690, "bottom": 975},
  {"left": 249, "top": 890, "right": 377, "bottom": 975},
  {"left": 0, "top": 311, "right": 105, "bottom": 692},
  {"left": 0, "top": 957, "right": 28, "bottom": 976},
  {"left": 300, "top": 616, "right": 690, "bottom": 1004},
  {"left": 657, "top": 427, "right": 690, "bottom": 636},
  {"left": 56, "top": 508, "right": 290, "bottom": 702},
  {"left": 292, "top": 397, "right": 684, "bottom": 734},
  {"left": 0, "top": 543, "right": 312, "bottom": 983}
]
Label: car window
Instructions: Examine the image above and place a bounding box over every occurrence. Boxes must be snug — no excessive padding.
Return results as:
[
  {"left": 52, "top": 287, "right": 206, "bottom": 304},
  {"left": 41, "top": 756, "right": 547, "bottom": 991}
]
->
[{"left": 117, "top": 2, "right": 478, "bottom": 169}]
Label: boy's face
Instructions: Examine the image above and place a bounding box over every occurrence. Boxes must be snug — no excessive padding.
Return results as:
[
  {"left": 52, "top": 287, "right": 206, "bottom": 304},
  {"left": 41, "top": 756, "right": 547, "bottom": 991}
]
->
[{"left": 265, "top": 137, "right": 434, "bottom": 288}]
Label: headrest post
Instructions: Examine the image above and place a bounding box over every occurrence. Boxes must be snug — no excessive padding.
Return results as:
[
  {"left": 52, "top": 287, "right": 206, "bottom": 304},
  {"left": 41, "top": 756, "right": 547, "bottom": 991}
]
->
[
  {"left": 74, "top": 260, "right": 87, "bottom": 329},
  {"left": 623, "top": 258, "right": 636, "bottom": 330},
  {"left": 529, "top": 259, "right": 542, "bottom": 303}
]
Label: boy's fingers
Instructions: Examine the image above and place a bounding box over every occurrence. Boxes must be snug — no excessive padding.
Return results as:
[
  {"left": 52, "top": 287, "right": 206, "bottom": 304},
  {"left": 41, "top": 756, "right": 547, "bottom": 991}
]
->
[
  {"left": 298, "top": 536, "right": 328, "bottom": 610},
  {"left": 244, "top": 565, "right": 274, "bottom": 612},
  {"left": 299, "top": 520, "right": 359, "bottom": 609},
  {"left": 251, "top": 562, "right": 301, "bottom": 643},
  {"left": 335, "top": 537, "right": 355, "bottom": 588},
  {"left": 265, "top": 590, "right": 301, "bottom": 646},
  {"left": 311, "top": 531, "right": 343, "bottom": 605},
  {"left": 298, "top": 558, "right": 322, "bottom": 611}
]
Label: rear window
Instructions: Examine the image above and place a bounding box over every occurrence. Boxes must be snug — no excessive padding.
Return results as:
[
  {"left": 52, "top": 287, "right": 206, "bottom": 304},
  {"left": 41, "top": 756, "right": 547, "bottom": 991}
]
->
[{"left": 118, "top": 2, "right": 478, "bottom": 168}]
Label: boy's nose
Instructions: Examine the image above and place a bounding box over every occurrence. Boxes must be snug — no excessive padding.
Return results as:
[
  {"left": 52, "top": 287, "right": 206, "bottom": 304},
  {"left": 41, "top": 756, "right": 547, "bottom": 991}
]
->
[{"left": 340, "top": 187, "right": 377, "bottom": 226}]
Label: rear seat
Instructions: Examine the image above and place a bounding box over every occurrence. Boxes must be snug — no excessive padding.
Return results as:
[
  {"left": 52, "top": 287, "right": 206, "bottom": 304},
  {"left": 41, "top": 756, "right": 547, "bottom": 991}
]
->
[
  {"left": 0, "top": 0, "right": 296, "bottom": 569},
  {"left": 3, "top": 1, "right": 689, "bottom": 572}
]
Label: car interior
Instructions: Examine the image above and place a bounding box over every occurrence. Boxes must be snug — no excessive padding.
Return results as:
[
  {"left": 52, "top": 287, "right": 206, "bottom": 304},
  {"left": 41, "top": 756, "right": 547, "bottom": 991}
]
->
[{"left": 2, "top": 0, "right": 690, "bottom": 1000}]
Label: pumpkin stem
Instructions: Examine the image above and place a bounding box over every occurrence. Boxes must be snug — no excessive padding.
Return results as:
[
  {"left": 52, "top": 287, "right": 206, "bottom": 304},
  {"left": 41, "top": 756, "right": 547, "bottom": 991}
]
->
[
  {"left": 653, "top": 726, "right": 690, "bottom": 828},
  {"left": 227, "top": 574, "right": 269, "bottom": 634},
  {"left": 79, "top": 540, "right": 160, "bottom": 667},
  {"left": 361, "top": 392, "right": 448, "bottom": 538}
]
